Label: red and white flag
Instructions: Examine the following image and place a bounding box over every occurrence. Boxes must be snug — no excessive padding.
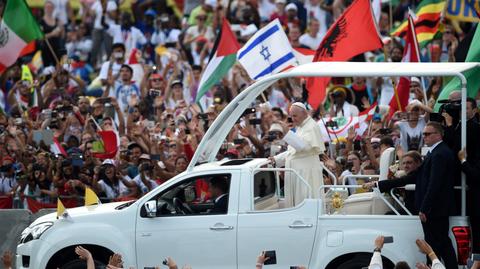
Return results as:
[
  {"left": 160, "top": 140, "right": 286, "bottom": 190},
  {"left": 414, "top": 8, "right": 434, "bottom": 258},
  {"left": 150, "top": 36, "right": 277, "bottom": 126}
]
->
[
  {"left": 50, "top": 137, "right": 68, "bottom": 157},
  {"left": 388, "top": 12, "right": 420, "bottom": 117},
  {"left": 318, "top": 104, "right": 377, "bottom": 142}
]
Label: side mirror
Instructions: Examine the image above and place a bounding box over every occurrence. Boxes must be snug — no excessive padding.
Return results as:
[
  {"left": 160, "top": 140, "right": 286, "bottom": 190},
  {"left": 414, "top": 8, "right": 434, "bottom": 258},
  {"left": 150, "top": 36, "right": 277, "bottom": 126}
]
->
[{"left": 144, "top": 200, "right": 157, "bottom": 218}]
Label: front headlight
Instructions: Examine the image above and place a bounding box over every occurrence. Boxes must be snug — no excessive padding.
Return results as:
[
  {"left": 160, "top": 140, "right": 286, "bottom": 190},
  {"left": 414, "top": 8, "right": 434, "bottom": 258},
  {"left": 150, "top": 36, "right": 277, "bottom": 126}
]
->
[{"left": 20, "top": 222, "right": 53, "bottom": 244}]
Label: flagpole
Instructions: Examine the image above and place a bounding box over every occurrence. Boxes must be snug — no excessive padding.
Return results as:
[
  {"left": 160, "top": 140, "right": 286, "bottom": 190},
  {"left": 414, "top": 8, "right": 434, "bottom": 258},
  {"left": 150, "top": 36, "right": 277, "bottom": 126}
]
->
[
  {"left": 44, "top": 37, "right": 60, "bottom": 65},
  {"left": 408, "top": 12, "right": 429, "bottom": 104},
  {"left": 382, "top": 47, "right": 402, "bottom": 112}
]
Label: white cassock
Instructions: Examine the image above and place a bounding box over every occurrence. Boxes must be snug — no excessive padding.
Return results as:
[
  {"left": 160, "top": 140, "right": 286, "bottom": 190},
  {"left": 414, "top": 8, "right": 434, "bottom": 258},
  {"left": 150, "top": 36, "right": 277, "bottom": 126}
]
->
[{"left": 274, "top": 116, "right": 326, "bottom": 206}]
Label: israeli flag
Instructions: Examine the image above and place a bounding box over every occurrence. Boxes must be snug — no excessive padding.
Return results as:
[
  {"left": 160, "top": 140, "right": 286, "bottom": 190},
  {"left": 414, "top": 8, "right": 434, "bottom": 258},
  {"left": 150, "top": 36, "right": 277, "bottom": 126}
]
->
[{"left": 237, "top": 19, "right": 297, "bottom": 80}]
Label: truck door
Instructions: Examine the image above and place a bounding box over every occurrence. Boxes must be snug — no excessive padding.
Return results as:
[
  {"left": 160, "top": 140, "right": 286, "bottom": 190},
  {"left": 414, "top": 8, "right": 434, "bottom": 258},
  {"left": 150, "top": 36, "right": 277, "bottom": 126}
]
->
[
  {"left": 135, "top": 171, "right": 239, "bottom": 269},
  {"left": 237, "top": 168, "right": 318, "bottom": 269}
]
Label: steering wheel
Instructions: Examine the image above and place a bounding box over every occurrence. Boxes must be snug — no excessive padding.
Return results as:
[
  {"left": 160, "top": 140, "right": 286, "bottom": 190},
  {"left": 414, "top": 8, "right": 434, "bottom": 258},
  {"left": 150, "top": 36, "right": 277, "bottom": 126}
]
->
[{"left": 172, "top": 197, "right": 194, "bottom": 215}]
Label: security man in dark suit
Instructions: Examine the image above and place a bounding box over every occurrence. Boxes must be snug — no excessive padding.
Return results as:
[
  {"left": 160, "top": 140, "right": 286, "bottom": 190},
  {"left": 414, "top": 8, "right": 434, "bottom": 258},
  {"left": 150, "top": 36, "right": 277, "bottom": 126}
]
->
[
  {"left": 417, "top": 121, "right": 457, "bottom": 269},
  {"left": 208, "top": 176, "right": 229, "bottom": 214}
]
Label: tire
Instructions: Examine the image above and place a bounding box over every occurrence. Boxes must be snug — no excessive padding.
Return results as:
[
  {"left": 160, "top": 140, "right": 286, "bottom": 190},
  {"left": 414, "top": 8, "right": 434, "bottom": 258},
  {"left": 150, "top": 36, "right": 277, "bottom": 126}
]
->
[
  {"left": 336, "top": 254, "right": 371, "bottom": 269},
  {"left": 61, "top": 259, "right": 107, "bottom": 269}
]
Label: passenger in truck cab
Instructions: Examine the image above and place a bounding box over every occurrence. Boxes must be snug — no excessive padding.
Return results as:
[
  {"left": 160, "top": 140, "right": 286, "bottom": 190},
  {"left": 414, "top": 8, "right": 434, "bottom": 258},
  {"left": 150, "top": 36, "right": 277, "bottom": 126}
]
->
[{"left": 208, "top": 176, "right": 230, "bottom": 214}]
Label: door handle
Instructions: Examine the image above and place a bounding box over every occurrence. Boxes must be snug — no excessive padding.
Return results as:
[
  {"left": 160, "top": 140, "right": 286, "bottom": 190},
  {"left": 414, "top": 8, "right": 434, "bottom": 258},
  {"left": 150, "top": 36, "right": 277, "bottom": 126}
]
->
[
  {"left": 289, "top": 223, "right": 313, "bottom": 229},
  {"left": 141, "top": 232, "right": 152, "bottom": 237},
  {"left": 209, "top": 224, "right": 234, "bottom": 231}
]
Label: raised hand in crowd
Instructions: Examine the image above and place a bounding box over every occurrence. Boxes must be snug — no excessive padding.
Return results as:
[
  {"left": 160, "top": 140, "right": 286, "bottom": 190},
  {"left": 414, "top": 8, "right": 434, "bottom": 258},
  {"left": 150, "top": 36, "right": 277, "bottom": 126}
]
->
[
  {"left": 1, "top": 251, "right": 13, "bottom": 269},
  {"left": 75, "top": 246, "right": 94, "bottom": 269},
  {"left": 108, "top": 253, "right": 124, "bottom": 268}
]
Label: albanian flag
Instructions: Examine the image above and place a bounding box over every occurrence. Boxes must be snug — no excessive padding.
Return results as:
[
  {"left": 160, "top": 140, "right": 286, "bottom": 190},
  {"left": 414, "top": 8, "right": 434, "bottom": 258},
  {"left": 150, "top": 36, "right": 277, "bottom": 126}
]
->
[{"left": 306, "top": 0, "right": 383, "bottom": 109}]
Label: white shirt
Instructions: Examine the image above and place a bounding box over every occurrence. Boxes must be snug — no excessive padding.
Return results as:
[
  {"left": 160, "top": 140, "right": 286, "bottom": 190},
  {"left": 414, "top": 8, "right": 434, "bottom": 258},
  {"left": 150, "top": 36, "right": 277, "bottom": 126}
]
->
[
  {"left": 132, "top": 174, "right": 159, "bottom": 194},
  {"left": 98, "top": 180, "right": 129, "bottom": 199},
  {"left": 397, "top": 116, "right": 426, "bottom": 152},
  {"left": 258, "top": 0, "right": 277, "bottom": 20},
  {"left": 106, "top": 24, "right": 147, "bottom": 54},
  {"left": 151, "top": 28, "right": 181, "bottom": 45},
  {"left": 90, "top": 0, "right": 117, "bottom": 30},
  {"left": 110, "top": 81, "right": 141, "bottom": 115},
  {"left": 98, "top": 60, "right": 124, "bottom": 81},
  {"left": 51, "top": 0, "right": 69, "bottom": 25},
  {"left": 304, "top": 1, "right": 328, "bottom": 36},
  {"left": 299, "top": 32, "right": 325, "bottom": 50},
  {"left": 0, "top": 174, "right": 16, "bottom": 195},
  {"left": 66, "top": 38, "right": 93, "bottom": 59},
  {"left": 368, "top": 251, "right": 446, "bottom": 269}
]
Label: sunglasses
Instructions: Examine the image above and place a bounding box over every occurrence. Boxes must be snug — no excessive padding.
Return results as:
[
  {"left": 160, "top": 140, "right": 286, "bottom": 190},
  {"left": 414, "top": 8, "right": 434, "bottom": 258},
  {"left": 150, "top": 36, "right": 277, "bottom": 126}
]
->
[{"left": 423, "top": 132, "right": 437, "bottom": 137}]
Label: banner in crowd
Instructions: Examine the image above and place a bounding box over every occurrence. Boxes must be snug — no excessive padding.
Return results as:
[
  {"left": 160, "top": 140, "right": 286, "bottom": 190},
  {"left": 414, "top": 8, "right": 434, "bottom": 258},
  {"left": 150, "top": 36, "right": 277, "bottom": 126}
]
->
[
  {"left": 318, "top": 105, "right": 376, "bottom": 142},
  {"left": 446, "top": 0, "right": 480, "bottom": 22},
  {"left": 0, "top": 196, "right": 13, "bottom": 209},
  {"left": 25, "top": 197, "right": 77, "bottom": 213}
]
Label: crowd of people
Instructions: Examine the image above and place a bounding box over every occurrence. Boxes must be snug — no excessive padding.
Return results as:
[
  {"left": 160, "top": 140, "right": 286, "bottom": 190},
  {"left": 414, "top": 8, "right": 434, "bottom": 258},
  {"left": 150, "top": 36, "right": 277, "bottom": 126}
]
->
[{"left": 0, "top": 0, "right": 480, "bottom": 267}]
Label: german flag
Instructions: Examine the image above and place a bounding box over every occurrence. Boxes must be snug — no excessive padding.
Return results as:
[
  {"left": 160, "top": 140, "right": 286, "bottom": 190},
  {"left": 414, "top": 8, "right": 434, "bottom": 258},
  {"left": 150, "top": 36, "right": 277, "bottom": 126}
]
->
[{"left": 391, "top": 0, "right": 445, "bottom": 47}]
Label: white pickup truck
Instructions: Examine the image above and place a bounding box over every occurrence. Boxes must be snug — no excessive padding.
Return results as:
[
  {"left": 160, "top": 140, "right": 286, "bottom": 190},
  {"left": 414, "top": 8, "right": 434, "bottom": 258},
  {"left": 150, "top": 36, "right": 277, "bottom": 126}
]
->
[{"left": 16, "top": 62, "right": 476, "bottom": 269}]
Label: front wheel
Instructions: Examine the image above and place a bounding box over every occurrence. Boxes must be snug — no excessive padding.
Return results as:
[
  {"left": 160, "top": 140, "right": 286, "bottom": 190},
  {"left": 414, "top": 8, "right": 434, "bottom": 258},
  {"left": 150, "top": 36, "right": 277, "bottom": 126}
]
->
[{"left": 337, "top": 254, "right": 374, "bottom": 269}]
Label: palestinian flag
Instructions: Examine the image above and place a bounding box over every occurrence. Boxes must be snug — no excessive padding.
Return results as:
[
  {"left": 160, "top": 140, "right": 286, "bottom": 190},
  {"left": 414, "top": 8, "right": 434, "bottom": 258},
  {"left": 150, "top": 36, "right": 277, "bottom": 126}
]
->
[
  {"left": 195, "top": 18, "right": 240, "bottom": 104},
  {"left": 0, "top": 0, "right": 44, "bottom": 73},
  {"left": 391, "top": 0, "right": 445, "bottom": 47},
  {"left": 435, "top": 24, "right": 480, "bottom": 111}
]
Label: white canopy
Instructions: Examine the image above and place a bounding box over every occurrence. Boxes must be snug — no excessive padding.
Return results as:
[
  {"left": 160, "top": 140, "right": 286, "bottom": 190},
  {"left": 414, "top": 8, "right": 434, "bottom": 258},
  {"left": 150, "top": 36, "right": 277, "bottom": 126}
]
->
[{"left": 188, "top": 62, "right": 480, "bottom": 169}]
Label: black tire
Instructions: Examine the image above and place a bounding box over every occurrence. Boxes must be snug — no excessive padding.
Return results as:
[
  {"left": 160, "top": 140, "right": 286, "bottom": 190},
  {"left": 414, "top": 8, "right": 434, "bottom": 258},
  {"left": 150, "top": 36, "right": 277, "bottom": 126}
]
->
[
  {"left": 336, "top": 254, "right": 371, "bottom": 269},
  {"left": 61, "top": 259, "right": 107, "bottom": 269}
]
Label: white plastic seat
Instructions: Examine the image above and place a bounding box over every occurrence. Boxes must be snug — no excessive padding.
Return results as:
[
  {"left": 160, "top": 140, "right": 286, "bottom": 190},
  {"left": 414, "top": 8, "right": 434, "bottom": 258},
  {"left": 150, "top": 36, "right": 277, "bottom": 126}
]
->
[{"left": 339, "top": 148, "right": 397, "bottom": 215}]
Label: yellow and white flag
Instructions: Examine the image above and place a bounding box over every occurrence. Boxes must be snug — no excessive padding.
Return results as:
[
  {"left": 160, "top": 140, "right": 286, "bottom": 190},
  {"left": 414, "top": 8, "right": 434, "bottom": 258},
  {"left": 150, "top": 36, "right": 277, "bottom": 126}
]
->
[
  {"left": 57, "top": 199, "right": 68, "bottom": 219},
  {"left": 85, "top": 187, "right": 101, "bottom": 206}
]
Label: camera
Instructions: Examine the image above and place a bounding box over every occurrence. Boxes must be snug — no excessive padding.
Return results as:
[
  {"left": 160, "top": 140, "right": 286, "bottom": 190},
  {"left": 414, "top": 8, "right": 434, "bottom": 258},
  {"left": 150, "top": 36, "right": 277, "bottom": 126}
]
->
[
  {"left": 197, "top": 113, "right": 208, "bottom": 120},
  {"left": 379, "top": 128, "right": 392, "bottom": 135},
  {"left": 249, "top": 118, "right": 262, "bottom": 125},
  {"left": 0, "top": 164, "right": 13, "bottom": 173},
  {"left": 438, "top": 99, "right": 461, "bottom": 119},
  {"left": 243, "top": 107, "right": 256, "bottom": 116},
  {"left": 162, "top": 259, "right": 168, "bottom": 265},
  {"left": 325, "top": 120, "right": 338, "bottom": 128},
  {"left": 345, "top": 161, "right": 354, "bottom": 171}
]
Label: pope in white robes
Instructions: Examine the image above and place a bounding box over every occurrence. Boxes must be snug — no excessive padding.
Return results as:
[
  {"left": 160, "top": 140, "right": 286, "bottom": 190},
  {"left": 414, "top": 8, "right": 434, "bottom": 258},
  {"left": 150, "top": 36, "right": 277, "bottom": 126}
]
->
[{"left": 270, "top": 102, "right": 326, "bottom": 206}]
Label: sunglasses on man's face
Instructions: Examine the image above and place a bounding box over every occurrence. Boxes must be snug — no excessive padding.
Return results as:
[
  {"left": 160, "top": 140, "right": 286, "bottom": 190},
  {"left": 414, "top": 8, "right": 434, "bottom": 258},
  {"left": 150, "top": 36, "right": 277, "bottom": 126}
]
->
[{"left": 423, "top": 132, "right": 437, "bottom": 137}]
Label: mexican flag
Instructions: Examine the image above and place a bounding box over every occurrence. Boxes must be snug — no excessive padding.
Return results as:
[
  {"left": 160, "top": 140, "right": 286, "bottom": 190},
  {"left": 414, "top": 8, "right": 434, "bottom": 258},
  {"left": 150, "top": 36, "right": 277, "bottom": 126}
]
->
[
  {"left": 195, "top": 18, "right": 240, "bottom": 104},
  {"left": 0, "top": 0, "right": 44, "bottom": 73}
]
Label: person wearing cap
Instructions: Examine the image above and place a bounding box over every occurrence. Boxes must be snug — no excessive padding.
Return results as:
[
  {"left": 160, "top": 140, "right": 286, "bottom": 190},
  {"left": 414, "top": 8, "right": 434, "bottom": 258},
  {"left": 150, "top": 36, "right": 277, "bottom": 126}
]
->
[
  {"left": 184, "top": 10, "right": 215, "bottom": 53},
  {"left": 394, "top": 100, "right": 431, "bottom": 152},
  {"left": 132, "top": 154, "right": 159, "bottom": 195},
  {"left": 269, "top": 102, "right": 326, "bottom": 206},
  {"left": 285, "top": 3, "right": 303, "bottom": 32},
  {"left": 92, "top": 159, "right": 136, "bottom": 200},
  {"left": 265, "top": 123, "right": 287, "bottom": 156},
  {"left": 409, "top": 77, "right": 425, "bottom": 103},
  {"left": 188, "top": 0, "right": 216, "bottom": 26},
  {"left": 166, "top": 79, "right": 191, "bottom": 110},
  {"left": 103, "top": 64, "right": 141, "bottom": 118},
  {"left": 329, "top": 86, "right": 359, "bottom": 118},
  {"left": 138, "top": 9, "right": 157, "bottom": 37}
]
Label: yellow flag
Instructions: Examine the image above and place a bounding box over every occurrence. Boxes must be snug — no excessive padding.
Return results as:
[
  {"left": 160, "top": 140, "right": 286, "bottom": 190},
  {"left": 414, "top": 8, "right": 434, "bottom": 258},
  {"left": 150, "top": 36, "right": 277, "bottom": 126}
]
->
[
  {"left": 57, "top": 199, "right": 67, "bottom": 219},
  {"left": 85, "top": 187, "right": 100, "bottom": 206},
  {"left": 21, "top": 65, "right": 33, "bottom": 83}
]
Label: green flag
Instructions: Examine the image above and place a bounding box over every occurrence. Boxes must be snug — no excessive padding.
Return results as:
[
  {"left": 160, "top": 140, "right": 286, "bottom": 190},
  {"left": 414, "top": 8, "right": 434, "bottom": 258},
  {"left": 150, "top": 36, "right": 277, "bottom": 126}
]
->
[{"left": 434, "top": 25, "right": 480, "bottom": 111}]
